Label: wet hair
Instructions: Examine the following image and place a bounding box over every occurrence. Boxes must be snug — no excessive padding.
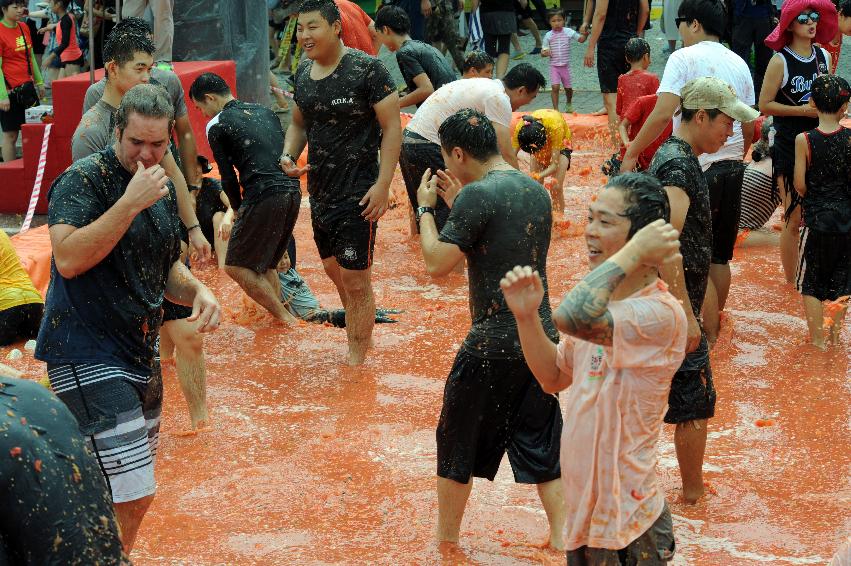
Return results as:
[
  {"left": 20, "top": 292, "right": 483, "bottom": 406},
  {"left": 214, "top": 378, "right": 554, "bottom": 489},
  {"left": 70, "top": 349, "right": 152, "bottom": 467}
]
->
[
  {"left": 677, "top": 0, "right": 726, "bottom": 38},
  {"left": 606, "top": 173, "right": 671, "bottom": 238},
  {"left": 115, "top": 83, "right": 174, "bottom": 133},
  {"left": 840, "top": 0, "right": 851, "bottom": 16},
  {"left": 810, "top": 74, "right": 851, "bottom": 114},
  {"left": 462, "top": 50, "right": 494, "bottom": 73},
  {"left": 547, "top": 8, "right": 565, "bottom": 21},
  {"left": 102, "top": 25, "right": 155, "bottom": 78},
  {"left": 0, "top": 0, "right": 27, "bottom": 11},
  {"left": 197, "top": 155, "right": 213, "bottom": 174},
  {"left": 438, "top": 108, "right": 499, "bottom": 162},
  {"left": 298, "top": 0, "right": 342, "bottom": 27},
  {"left": 679, "top": 107, "right": 722, "bottom": 122},
  {"left": 188, "top": 72, "right": 232, "bottom": 101},
  {"left": 624, "top": 37, "right": 650, "bottom": 63},
  {"left": 517, "top": 115, "right": 548, "bottom": 154},
  {"left": 374, "top": 5, "right": 411, "bottom": 35},
  {"left": 110, "top": 16, "right": 152, "bottom": 37},
  {"left": 502, "top": 63, "right": 546, "bottom": 92}
]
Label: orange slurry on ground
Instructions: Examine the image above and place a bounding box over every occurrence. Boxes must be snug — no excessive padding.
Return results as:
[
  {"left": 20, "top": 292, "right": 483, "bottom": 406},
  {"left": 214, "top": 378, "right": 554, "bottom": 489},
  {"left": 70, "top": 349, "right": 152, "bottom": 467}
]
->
[{"left": 5, "top": 148, "right": 850, "bottom": 565}]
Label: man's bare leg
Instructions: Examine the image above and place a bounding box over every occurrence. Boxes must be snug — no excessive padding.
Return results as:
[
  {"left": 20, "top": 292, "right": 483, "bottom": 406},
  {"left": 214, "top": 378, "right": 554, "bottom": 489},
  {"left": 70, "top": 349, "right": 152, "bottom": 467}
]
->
[
  {"left": 710, "top": 262, "right": 732, "bottom": 311},
  {"left": 339, "top": 266, "right": 374, "bottom": 366},
  {"left": 163, "top": 318, "right": 208, "bottom": 429},
  {"left": 602, "top": 92, "right": 619, "bottom": 148},
  {"left": 674, "top": 419, "right": 707, "bottom": 504},
  {"left": 211, "top": 212, "right": 228, "bottom": 269},
  {"left": 702, "top": 277, "right": 720, "bottom": 348},
  {"left": 114, "top": 494, "right": 155, "bottom": 554},
  {"left": 437, "top": 476, "right": 473, "bottom": 543},
  {"left": 225, "top": 265, "right": 297, "bottom": 323},
  {"left": 536, "top": 479, "right": 566, "bottom": 550},
  {"left": 321, "top": 257, "right": 347, "bottom": 307}
]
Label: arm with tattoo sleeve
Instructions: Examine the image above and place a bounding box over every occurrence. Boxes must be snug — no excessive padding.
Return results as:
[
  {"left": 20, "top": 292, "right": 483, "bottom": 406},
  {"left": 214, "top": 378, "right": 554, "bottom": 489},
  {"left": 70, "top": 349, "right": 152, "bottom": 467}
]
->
[{"left": 553, "top": 261, "right": 626, "bottom": 346}]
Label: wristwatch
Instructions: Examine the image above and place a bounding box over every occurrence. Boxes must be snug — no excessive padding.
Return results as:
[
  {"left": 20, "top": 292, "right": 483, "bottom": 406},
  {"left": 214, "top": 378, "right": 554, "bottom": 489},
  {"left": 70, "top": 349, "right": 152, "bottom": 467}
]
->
[{"left": 416, "top": 206, "right": 435, "bottom": 224}]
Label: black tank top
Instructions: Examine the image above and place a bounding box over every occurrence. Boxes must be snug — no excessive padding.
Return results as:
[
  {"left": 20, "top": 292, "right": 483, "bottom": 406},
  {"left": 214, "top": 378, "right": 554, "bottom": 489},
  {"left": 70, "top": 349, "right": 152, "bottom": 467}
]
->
[
  {"left": 773, "top": 46, "right": 829, "bottom": 147},
  {"left": 803, "top": 127, "right": 851, "bottom": 233}
]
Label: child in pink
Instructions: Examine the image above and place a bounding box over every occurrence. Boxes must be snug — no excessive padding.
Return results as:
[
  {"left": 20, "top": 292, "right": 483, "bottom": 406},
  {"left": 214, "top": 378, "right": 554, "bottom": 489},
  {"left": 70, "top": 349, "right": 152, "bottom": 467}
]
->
[
  {"left": 502, "top": 173, "right": 687, "bottom": 559},
  {"left": 541, "top": 9, "right": 586, "bottom": 113}
]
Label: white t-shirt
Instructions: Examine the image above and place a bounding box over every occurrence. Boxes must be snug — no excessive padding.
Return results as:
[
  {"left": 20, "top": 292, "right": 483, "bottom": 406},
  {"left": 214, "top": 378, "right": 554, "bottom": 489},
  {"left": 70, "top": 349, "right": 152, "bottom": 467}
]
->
[
  {"left": 657, "top": 41, "right": 756, "bottom": 169},
  {"left": 406, "top": 78, "right": 513, "bottom": 144}
]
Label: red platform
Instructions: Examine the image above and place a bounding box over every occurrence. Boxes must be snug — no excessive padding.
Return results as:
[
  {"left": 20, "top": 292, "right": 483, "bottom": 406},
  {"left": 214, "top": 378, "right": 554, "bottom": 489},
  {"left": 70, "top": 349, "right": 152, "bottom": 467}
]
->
[{"left": 0, "top": 60, "right": 237, "bottom": 215}]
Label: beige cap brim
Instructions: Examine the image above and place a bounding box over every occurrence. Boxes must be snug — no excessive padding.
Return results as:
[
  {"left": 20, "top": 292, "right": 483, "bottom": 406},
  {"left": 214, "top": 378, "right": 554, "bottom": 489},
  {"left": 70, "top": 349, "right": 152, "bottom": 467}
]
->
[{"left": 721, "top": 100, "right": 760, "bottom": 124}]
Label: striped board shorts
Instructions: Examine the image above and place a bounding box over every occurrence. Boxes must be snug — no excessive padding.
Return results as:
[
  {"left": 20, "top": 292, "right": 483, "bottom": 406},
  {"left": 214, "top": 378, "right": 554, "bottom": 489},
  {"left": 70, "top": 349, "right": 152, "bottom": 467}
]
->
[
  {"left": 47, "top": 362, "right": 162, "bottom": 503},
  {"left": 739, "top": 165, "right": 780, "bottom": 230}
]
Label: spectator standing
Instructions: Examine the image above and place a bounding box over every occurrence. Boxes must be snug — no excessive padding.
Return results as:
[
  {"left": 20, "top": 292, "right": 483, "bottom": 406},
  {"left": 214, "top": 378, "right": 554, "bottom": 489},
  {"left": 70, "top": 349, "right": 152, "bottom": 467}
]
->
[
  {"left": 0, "top": 230, "right": 44, "bottom": 346},
  {"left": 541, "top": 9, "right": 586, "bottom": 113},
  {"left": 472, "top": 0, "right": 517, "bottom": 78},
  {"left": 731, "top": 0, "right": 774, "bottom": 96},
  {"left": 0, "top": 0, "right": 45, "bottom": 162},
  {"left": 122, "top": 0, "right": 173, "bottom": 62}
]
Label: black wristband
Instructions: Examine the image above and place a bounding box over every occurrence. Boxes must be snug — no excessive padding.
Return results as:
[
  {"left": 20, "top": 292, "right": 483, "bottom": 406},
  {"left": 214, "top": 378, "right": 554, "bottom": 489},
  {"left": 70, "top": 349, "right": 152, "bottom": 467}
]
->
[{"left": 187, "top": 224, "right": 201, "bottom": 232}]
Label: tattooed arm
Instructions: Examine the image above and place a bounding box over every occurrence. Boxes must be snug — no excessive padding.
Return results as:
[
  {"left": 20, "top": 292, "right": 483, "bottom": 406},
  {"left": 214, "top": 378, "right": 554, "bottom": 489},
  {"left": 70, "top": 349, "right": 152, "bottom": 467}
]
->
[
  {"left": 554, "top": 219, "right": 682, "bottom": 346},
  {"left": 553, "top": 261, "right": 626, "bottom": 346}
]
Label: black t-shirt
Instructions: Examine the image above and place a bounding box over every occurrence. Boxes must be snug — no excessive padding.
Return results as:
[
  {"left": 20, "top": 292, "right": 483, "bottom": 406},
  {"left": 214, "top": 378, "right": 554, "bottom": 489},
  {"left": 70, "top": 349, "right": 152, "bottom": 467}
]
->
[
  {"left": 294, "top": 49, "right": 396, "bottom": 211},
  {"left": 206, "top": 99, "right": 300, "bottom": 211},
  {"left": 195, "top": 176, "right": 227, "bottom": 217},
  {"left": 0, "top": 376, "right": 125, "bottom": 565},
  {"left": 803, "top": 126, "right": 851, "bottom": 233},
  {"left": 396, "top": 40, "right": 456, "bottom": 107},
  {"left": 479, "top": 0, "right": 515, "bottom": 13},
  {"left": 649, "top": 137, "right": 712, "bottom": 370},
  {"left": 439, "top": 169, "right": 559, "bottom": 359},
  {"left": 599, "top": 0, "right": 640, "bottom": 41},
  {"left": 35, "top": 148, "right": 182, "bottom": 374}
]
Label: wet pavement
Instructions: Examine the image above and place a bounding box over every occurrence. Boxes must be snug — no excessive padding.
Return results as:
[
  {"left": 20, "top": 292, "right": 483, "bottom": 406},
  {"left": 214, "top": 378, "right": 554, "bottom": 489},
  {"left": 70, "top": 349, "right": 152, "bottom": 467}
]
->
[{"left": 4, "top": 139, "right": 849, "bottom": 565}]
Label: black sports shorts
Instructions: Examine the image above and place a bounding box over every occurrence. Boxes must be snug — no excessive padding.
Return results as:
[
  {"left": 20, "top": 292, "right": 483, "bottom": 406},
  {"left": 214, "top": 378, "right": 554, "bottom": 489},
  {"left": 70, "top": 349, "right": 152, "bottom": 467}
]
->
[
  {"left": 705, "top": 159, "right": 746, "bottom": 264},
  {"left": 436, "top": 349, "right": 562, "bottom": 484},
  {"left": 226, "top": 190, "right": 301, "bottom": 273}
]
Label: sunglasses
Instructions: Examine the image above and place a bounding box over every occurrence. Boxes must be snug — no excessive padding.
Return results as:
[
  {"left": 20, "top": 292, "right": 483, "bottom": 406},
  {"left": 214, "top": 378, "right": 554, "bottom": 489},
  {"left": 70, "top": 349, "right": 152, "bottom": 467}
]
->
[
  {"left": 795, "top": 11, "right": 820, "bottom": 24},
  {"left": 675, "top": 16, "right": 692, "bottom": 27}
]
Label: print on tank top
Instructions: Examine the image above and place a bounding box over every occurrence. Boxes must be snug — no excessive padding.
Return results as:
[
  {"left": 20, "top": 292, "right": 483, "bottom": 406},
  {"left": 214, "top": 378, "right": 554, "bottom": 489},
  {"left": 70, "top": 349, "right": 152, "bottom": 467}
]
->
[{"left": 780, "top": 46, "right": 828, "bottom": 104}]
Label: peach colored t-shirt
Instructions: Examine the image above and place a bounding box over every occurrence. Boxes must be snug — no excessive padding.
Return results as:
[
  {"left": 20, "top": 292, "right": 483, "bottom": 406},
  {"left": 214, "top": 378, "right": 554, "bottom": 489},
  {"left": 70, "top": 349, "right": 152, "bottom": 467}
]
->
[{"left": 555, "top": 280, "right": 687, "bottom": 550}]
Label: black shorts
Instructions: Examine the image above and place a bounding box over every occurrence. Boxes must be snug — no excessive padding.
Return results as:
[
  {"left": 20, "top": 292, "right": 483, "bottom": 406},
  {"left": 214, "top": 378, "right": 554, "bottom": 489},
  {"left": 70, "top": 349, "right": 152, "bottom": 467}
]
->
[
  {"left": 436, "top": 349, "right": 562, "bottom": 484},
  {"left": 60, "top": 55, "right": 85, "bottom": 68},
  {"left": 162, "top": 299, "right": 193, "bottom": 322},
  {"left": 0, "top": 302, "right": 43, "bottom": 346},
  {"left": 705, "top": 159, "right": 746, "bottom": 264},
  {"left": 196, "top": 196, "right": 228, "bottom": 245},
  {"left": 567, "top": 503, "right": 675, "bottom": 564},
  {"left": 596, "top": 38, "right": 631, "bottom": 93},
  {"left": 484, "top": 33, "right": 512, "bottom": 56},
  {"left": 0, "top": 96, "right": 27, "bottom": 133},
  {"left": 225, "top": 191, "right": 301, "bottom": 273},
  {"left": 311, "top": 199, "right": 377, "bottom": 271},
  {"left": 400, "top": 132, "right": 451, "bottom": 231},
  {"left": 798, "top": 227, "right": 851, "bottom": 301},
  {"left": 664, "top": 364, "right": 716, "bottom": 424},
  {"left": 514, "top": 0, "right": 534, "bottom": 20}
]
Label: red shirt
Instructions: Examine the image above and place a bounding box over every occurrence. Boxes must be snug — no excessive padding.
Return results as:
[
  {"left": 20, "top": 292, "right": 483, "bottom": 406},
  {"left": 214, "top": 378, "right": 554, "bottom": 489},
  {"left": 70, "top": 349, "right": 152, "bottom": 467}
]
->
[
  {"left": 0, "top": 22, "right": 35, "bottom": 89},
  {"left": 336, "top": 0, "right": 377, "bottom": 56},
  {"left": 622, "top": 94, "right": 672, "bottom": 170},
  {"left": 616, "top": 69, "right": 659, "bottom": 118}
]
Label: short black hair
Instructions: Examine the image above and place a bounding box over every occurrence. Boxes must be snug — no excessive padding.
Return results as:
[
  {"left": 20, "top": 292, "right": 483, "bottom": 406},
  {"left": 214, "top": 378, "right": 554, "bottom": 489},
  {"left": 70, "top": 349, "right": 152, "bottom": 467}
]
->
[
  {"left": 503, "top": 63, "right": 546, "bottom": 92},
  {"left": 462, "top": 50, "right": 494, "bottom": 73},
  {"left": 679, "top": 107, "right": 722, "bottom": 122},
  {"left": 547, "top": 8, "right": 565, "bottom": 20},
  {"left": 103, "top": 27, "right": 155, "bottom": 78},
  {"left": 197, "top": 155, "right": 213, "bottom": 174},
  {"left": 188, "top": 72, "right": 232, "bottom": 101},
  {"left": 111, "top": 16, "right": 152, "bottom": 37},
  {"left": 0, "top": 0, "right": 27, "bottom": 11},
  {"left": 606, "top": 173, "right": 671, "bottom": 238},
  {"left": 840, "top": 0, "right": 851, "bottom": 16},
  {"left": 677, "top": 0, "right": 726, "bottom": 39},
  {"left": 517, "top": 115, "right": 547, "bottom": 154},
  {"left": 811, "top": 74, "right": 851, "bottom": 114},
  {"left": 438, "top": 108, "right": 499, "bottom": 162},
  {"left": 298, "top": 0, "right": 342, "bottom": 27},
  {"left": 624, "top": 37, "right": 650, "bottom": 63},
  {"left": 374, "top": 5, "right": 410, "bottom": 35}
]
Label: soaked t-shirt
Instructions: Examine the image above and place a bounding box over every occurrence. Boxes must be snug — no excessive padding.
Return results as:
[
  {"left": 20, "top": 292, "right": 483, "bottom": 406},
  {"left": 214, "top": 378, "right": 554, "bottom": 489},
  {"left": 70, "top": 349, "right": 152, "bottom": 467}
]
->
[
  {"left": 82, "top": 67, "right": 188, "bottom": 118},
  {"left": 35, "top": 147, "right": 181, "bottom": 374},
  {"left": 648, "top": 136, "right": 711, "bottom": 369},
  {"left": 396, "top": 39, "right": 456, "bottom": 107},
  {"left": 293, "top": 49, "right": 396, "bottom": 210},
  {"left": 71, "top": 98, "right": 117, "bottom": 162},
  {"left": 803, "top": 126, "right": 851, "bottom": 233},
  {"left": 0, "top": 376, "right": 126, "bottom": 565},
  {"left": 556, "top": 282, "right": 686, "bottom": 550},
  {"left": 205, "top": 99, "right": 300, "bottom": 210},
  {"left": 439, "top": 169, "right": 558, "bottom": 359}
]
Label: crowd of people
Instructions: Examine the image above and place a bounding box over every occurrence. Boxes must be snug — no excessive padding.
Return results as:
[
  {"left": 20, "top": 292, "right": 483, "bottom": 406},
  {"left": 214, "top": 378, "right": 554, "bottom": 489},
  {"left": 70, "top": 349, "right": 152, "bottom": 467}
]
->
[{"left": 0, "top": 0, "right": 849, "bottom": 562}]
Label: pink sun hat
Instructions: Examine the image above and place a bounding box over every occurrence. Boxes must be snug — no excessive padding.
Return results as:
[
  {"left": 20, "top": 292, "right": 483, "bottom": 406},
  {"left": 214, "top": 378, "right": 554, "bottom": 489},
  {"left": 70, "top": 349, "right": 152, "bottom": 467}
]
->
[{"left": 764, "top": 0, "right": 838, "bottom": 52}]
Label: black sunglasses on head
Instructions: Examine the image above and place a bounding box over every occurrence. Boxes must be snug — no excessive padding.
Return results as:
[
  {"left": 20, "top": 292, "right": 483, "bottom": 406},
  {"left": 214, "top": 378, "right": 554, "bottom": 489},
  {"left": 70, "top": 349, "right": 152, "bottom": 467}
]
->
[
  {"left": 796, "top": 11, "right": 820, "bottom": 24},
  {"left": 675, "top": 16, "right": 693, "bottom": 27}
]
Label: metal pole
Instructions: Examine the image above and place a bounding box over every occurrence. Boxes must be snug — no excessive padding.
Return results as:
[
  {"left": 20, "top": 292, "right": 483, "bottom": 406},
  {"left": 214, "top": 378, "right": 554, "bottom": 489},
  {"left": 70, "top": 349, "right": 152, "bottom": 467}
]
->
[
  {"left": 115, "top": 0, "right": 121, "bottom": 23},
  {"left": 88, "top": 0, "right": 94, "bottom": 84}
]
